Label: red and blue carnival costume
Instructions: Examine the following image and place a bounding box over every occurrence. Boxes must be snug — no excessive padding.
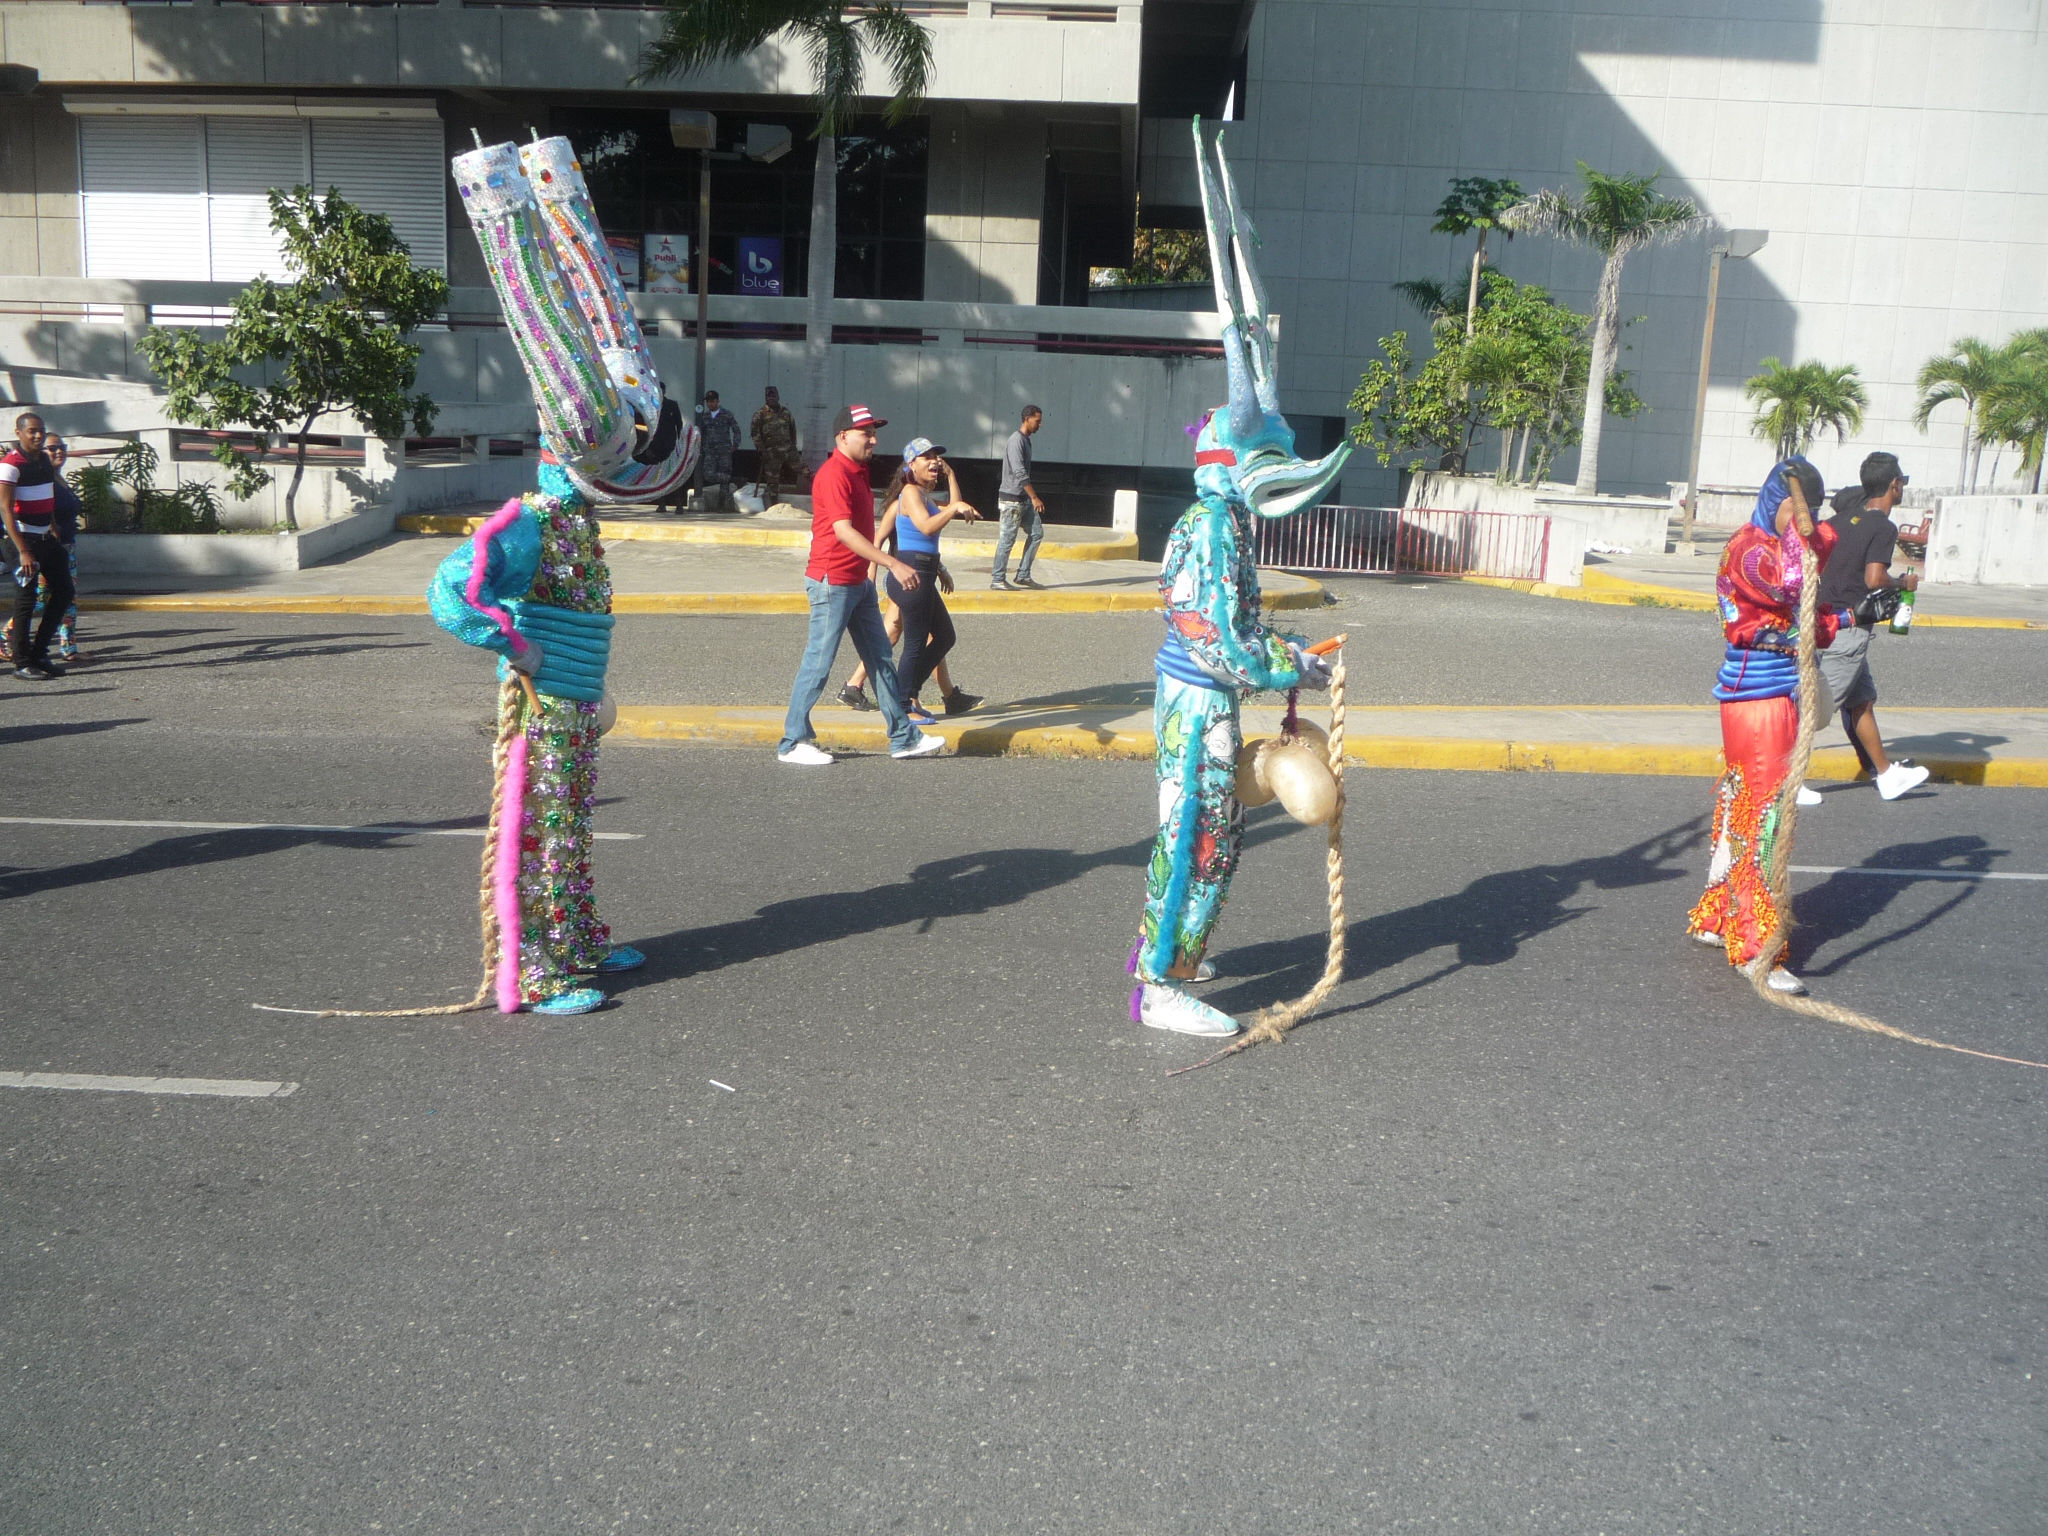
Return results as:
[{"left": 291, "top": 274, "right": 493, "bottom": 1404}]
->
[{"left": 1689, "top": 462, "right": 1838, "bottom": 969}]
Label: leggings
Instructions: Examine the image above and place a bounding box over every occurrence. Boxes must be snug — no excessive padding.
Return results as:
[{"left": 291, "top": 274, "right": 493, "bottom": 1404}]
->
[{"left": 886, "top": 553, "right": 955, "bottom": 707}]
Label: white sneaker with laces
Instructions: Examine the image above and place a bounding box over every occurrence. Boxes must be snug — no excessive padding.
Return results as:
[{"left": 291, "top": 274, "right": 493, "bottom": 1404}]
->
[
  {"left": 777, "top": 741, "right": 834, "bottom": 766},
  {"left": 1796, "top": 785, "right": 1823, "bottom": 807},
  {"left": 892, "top": 731, "right": 946, "bottom": 759},
  {"left": 1875, "top": 760, "right": 1930, "bottom": 800},
  {"left": 1139, "top": 983, "right": 1239, "bottom": 1037}
]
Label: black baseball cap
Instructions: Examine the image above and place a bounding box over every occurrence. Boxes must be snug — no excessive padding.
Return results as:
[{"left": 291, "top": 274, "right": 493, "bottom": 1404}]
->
[{"left": 833, "top": 403, "right": 887, "bottom": 433}]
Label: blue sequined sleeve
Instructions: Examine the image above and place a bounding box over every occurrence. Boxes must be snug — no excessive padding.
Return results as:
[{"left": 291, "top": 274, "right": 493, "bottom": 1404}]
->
[
  {"left": 1160, "top": 499, "right": 1300, "bottom": 695},
  {"left": 427, "top": 502, "right": 543, "bottom": 659}
]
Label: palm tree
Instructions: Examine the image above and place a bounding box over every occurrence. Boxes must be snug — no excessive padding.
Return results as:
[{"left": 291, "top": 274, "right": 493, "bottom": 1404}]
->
[
  {"left": 1981, "top": 349, "right": 2048, "bottom": 494},
  {"left": 640, "top": 1, "right": 934, "bottom": 471},
  {"left": 1505, "top": 163, "right": 1709, "bottom": 494},
  {"left": 1429, "top": 176, "right": 1520, "bottom": 338},
  {"left": 1743, "top": 357, "right": 1868, "bottom": 462},
  {"left": 1391, "top": 277, "right": 1462, "bottom": 322},
  {"left": 1912, "top": 337, "right": 2008, "bottom": 492}
]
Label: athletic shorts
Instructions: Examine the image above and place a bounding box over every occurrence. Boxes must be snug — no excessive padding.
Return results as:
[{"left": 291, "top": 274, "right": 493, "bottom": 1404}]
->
[{"left": 1816, "top": 624, "right": 1877, "bottom": 725}]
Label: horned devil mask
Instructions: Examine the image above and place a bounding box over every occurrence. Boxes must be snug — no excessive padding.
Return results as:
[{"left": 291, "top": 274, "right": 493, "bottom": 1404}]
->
[{"left": 1191, "top": 117, "right": 1351, "bottom": 518}]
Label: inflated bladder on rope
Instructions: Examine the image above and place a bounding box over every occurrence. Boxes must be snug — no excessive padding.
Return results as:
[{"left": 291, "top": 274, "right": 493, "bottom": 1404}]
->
[{"left": 1235, "top": 721, "right": 1335, "bottom": 824}]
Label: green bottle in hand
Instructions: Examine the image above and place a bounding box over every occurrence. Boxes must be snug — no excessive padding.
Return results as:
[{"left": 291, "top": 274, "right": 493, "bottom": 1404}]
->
[{"left": 1889, "top": 584, "right": 1916, "bottom": 635}]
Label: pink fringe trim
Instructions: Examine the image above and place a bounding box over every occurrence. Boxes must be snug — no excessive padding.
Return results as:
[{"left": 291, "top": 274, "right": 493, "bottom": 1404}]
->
[
  {"left": 468, "top": 496, "right": 531, "bottom": 658},
  {"left": 493, "top": 734, "right": 529, "bottom": 1013}
]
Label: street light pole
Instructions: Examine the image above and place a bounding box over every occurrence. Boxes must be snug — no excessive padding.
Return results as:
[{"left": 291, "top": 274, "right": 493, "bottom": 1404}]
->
[
  {"left": 1680, "top": 228, "right": 1767, "bottom": 556},
  {"left": 695, "top": 145, "right": 711, "bottom": 414}
]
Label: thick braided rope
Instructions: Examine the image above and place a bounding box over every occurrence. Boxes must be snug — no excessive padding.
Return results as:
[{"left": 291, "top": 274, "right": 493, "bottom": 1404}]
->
[
  {"left": 1744, "top": 503, "right": 2048, "bottom": 1070},
  {"left": 254, "top": 678, "right": 523, "bottom": 1019},
  {"left": 1170, "top": 652, "right": 1349, "bottom": 1076}
]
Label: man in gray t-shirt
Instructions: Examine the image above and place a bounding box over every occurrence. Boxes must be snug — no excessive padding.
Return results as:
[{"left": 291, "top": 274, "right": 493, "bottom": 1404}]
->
[{"left": 991, "top": 404, "right": 1046, "bottom": 589}]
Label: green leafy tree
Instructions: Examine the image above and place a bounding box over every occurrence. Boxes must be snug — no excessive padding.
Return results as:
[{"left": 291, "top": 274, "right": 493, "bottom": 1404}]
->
[
  {"left": 1430, "top": 176, "right": 1521, "bottom": 337},
  {"left": 1913, "top": 336, "right": 2006, "bottom": 491},
  {"left": 1744, "top": 357, "right": 1868, "bottom": 463},
  {"left": 1092, "top": 226, "right": 1210, "bottom": 287},
  {"left": 1350, "top": 271, "right": 1636, "bottom": 482},
  {"left": 138, "top": 188, "right": 446, "bottom": 529},
  {"left": 1505, "top": 163, "right": 1709, "bottom": 493},
  {"left": 640, "top": 0, "right": 934, "bottom": 470}
]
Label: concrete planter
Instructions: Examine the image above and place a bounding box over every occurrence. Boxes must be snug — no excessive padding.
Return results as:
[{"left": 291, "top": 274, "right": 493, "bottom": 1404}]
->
[
  {"left": 79, "top": 505, "right": 400, "bottom": 578},
  {"left": 1405, "top": 472, "right": 1671, "bottom": 555},
  {"left": 1924, "top": 496, "right": 2048, "bottom": 585}
]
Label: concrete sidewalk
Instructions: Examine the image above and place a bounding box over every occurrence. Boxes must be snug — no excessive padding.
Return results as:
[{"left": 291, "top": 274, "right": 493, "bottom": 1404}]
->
[
  {"left": 80, "top": 525, "right": 1324, "bottom": 616},
  {"left": 613, "top": 698, "right": 2048, "bottom": 787},
  {"left": 1583, "top": 549, "right": 2048, "bottom": 628}
]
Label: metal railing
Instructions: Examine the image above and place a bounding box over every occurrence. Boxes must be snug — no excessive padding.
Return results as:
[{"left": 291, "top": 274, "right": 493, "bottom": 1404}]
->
[{"left": 1255, "top": 505, "right": 1552, "bottom": 581}]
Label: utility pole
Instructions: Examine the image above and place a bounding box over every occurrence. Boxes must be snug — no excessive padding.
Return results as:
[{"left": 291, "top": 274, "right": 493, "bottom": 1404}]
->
[{"left": 1680, "top": 228, "right": 1767, "bottom": 556}]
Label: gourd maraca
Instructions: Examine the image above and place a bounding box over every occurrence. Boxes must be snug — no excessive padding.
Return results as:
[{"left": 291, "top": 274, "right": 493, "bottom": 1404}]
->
[{"left": 1235, "top": 721, "right": 1336, "bottom": 825}]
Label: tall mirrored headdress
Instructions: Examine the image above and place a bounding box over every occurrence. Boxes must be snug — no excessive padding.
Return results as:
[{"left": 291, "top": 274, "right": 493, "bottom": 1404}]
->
[{"left": 1191, "top": 117, "right": 1350, "bottom": 518}]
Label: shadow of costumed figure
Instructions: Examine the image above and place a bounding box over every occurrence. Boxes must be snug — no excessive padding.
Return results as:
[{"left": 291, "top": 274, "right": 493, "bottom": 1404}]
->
[
  {"left": 1127, "top": 120, "right": 1353, "bottom": 1040},
  {"left": 422, "top": 135, "right": 703, "bottom": 1016}
]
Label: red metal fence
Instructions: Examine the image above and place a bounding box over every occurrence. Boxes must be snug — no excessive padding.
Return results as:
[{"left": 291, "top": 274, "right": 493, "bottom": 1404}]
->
[{"left": 1253, "top": 504, "right": 1551, "bottom": 581}]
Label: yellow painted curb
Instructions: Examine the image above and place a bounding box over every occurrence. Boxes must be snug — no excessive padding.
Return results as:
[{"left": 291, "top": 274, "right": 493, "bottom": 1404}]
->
[
  {"left": 80, "top": 571, "right": 1321, "bottom": 617},
  {"left": 396, "top": 513, "right": 1138, "bottom": 562},
  {"left": 1468, "top": 567, "right": 2047, "bottom": 629},
  {"left": 609, "top": 706, "right": 2048, "bottom": 787}
]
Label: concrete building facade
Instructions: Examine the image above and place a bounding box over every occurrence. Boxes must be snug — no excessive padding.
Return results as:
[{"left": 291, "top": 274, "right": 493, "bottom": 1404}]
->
[{"left": 3, "top": 1, "right": 2045, "bottom": 514}]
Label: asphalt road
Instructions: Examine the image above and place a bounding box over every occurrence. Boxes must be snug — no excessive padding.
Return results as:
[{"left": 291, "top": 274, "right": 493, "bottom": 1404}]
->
[{"left": 4, "top": 638, "right": 2045, "bottom": 1533}]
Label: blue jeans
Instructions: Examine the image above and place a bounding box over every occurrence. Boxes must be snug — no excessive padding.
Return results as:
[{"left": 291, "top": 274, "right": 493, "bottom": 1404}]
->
[
  {"left": 993, "top": 497, "right": 1043, "bottom": 582},
  {"left": 780, "top": 578, "right": 919, "bottom": 754}
]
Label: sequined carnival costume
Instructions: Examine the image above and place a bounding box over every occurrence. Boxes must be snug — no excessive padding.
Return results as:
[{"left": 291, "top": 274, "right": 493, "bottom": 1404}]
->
[
  {"left": 1689, "top": 461, "right": 1838, "bottom": 973},
  {"left": 1129, "top": 122, "right": 1352, "bottom": 1039},
  {"left": 426, "top": 135, "right": 704, "bottom": 1015}
]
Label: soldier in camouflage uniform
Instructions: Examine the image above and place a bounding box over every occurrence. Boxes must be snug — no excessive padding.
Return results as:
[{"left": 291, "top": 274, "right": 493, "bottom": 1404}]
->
[{"left": 751, "top": 385, "right": 804, "bottom": 507}]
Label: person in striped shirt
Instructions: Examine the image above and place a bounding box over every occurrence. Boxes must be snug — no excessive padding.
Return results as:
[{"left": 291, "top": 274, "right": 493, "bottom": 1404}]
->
[{"left": 3, "top": 412, "right": 72, "bottom": 680}]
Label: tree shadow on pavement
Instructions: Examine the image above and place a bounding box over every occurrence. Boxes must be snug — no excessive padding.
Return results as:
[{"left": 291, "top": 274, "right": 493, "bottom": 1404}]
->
[
  {"left": 0, "top": 814, "right": 491, "bottom": 902},
  {"left": 77, "top": 630, "right": 429, "bottom": 675},
  {"left": 1202, "top": 816, "right": 1710, "bottom": 1022},
  {"left": 1788, "top": 834, "right": 2006, "bottom": 978}
]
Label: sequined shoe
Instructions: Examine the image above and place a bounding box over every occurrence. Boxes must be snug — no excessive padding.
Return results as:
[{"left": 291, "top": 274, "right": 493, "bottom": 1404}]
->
[
  {"left": 592, "top": 944, "right": 645, "bottom": 975},
  {"left": 525, "top": 986, "right": 606, "bottom": 1016}
]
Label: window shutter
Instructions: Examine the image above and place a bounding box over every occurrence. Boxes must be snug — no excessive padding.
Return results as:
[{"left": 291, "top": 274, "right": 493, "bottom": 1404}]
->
[
  {"left": 206, "top": 117, "right": 310, "bottom": 282},
  {"left": 310, "top": 119, "right": 448, "bottom": 272},
  {"left": 78, "top": 115, "right": 208, "bottom": 280}
]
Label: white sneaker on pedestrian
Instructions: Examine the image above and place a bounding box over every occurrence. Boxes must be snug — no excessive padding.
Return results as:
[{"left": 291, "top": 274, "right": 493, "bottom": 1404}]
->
[
  {"left": 1875, "top": 760, "right": 1929, "bottom": 800},
  {"left": 1139, "top": 983, "right": 1239, "bottom": 1037},
  {"left": 777, "top": 741, "right": 834, "bottom": 766},
  {"left": 1795, "top": 785, "right": 1823, "bottom": 807},
  {"left": 892, "top": 731, "right": 946, "bottom": 760}
]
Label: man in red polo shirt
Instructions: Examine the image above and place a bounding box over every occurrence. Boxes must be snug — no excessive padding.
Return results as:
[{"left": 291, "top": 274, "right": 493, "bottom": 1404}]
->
[
  {"left": 4, "top": 410, "right": 71, "bottom": 680},
  {"left": 776, "top": 403, "right": 945, "bottom": 764}
]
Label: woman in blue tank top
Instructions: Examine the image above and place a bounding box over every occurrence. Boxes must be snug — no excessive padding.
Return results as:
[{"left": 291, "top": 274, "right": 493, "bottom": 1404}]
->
[{"left": 883, "top": 437, "right": 982, "bottom": 719}]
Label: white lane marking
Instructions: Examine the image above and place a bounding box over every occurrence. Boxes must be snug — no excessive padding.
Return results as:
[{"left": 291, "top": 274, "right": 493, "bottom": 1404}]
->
[
  {"left": 0, "top": 1070, "right": 299, "bottom": 1098},
  {"left": 1791, "top": 865, "right": 2048, "bottom": 883},
  {"left": 0, "top": 815, "right": 640, "bottom": 841},
  {"left": 709, "top": 1080, "right": 736, "bottom": 1093}
]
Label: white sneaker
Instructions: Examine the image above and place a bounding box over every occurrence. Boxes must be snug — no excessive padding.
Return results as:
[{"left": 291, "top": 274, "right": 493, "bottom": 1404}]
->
[
  {"left": 892, "top": 731, "right": 946, "bottom": 760},
  {"left": 1795, "top": 785, "right": 1823, "bottom": 807},
  {"left": 1692, "top": 929, "right": 1724, "bottom": 948},
  {"left": 1765, "top": 966, "right": 1807, "bottom": 996},
  {"left": 1138, "top": 983, "right": 1239, "bottom": 1037},
  {"left": 777, "top": 741, "right": 834, "bottom": 766},
  {"left": 1875, "top": 760, "right": 1930, "bottom": 801}
]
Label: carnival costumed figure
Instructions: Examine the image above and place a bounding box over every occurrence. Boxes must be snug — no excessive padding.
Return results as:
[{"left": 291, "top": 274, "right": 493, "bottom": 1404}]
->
[
  {"left": 430, "top": 135, "right": 703, "bottom": 1016},
  {"left": 1130, "top": 121, "right": 1352, "bottom": 1039},
  {"left": 1688, "top": 459, "right": 1837, "bottom": 998}
]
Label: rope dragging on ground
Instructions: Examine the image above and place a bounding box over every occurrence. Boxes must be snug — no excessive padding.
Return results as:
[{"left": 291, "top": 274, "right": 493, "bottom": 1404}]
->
[
  {"left": 252, "top": 677, "right": 524, "bottom": 1019},
  {"left": 1747, "top": 480, "right": 2048, "bottom": 1071},
  {"left": 1169, "top": 639, "right": 1348, "bottom": 1076}
]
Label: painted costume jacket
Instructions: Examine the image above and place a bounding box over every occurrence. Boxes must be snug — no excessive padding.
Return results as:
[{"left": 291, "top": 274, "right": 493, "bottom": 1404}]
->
[
  {"left": 1713, "top": 517, "right": 1837, "bottom": 704},
  {"left": 1156, "top": 494, "right": 1301, "bottom": 696},
  {"left": 428, "top": 490, "right": 616, "bottom": 702}
]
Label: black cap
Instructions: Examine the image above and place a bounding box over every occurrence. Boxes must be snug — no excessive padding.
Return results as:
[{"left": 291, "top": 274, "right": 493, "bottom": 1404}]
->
[
  {"left": 1783, "top": 459, "right": 1824, "bottom": 508},
  {"left": 833, "top": 403, "right": 887, "bottom": 433}
]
